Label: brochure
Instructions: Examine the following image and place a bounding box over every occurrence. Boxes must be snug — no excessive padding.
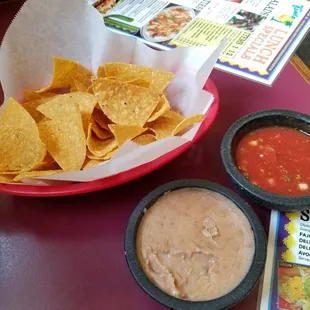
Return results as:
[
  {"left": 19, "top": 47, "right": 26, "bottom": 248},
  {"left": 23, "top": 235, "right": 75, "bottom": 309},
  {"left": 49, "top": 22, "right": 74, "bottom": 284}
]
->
[
  {"left": 87, "top": 0, "right": 310, "bottom": 86},
  {"left": 260, "top": 210, "right": 310, "bottom": 310}
]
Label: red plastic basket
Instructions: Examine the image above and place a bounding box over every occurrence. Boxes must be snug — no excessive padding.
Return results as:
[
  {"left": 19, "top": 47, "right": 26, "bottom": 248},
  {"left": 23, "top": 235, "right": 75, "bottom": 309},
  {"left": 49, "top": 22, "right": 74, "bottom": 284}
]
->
[{"left": 0, "top": 78, "right": 219, "bottom": 197}]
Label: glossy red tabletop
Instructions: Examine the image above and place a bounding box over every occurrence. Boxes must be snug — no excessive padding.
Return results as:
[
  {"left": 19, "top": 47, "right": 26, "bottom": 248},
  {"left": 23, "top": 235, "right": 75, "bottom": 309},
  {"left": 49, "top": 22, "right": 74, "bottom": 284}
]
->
[{"left": 1, "top": 2, "right": 310, "bottom": 310}]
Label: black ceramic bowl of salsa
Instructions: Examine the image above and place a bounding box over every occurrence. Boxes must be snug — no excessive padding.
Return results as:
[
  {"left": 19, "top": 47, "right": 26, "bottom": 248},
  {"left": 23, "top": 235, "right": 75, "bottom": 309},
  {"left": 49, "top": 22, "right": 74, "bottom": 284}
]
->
[{"left": 221, "top": 109, "right": 310, "bottom": 212}]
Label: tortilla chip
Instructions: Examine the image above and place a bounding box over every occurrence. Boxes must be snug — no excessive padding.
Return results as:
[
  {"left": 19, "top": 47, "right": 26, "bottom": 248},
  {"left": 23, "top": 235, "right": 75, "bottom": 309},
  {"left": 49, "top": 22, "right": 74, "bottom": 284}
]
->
[
  {"left": 23, "top": 97, "right": 55, "bottom": 123},
  {"left": 91, "top": 76, "right": 98, "bottom": 83},
  {"left": 37, "top": 56, "right": 91, "bottom": 92},
  {"left": 0, "top": 171, "right": 20, "bottom": 175},
  {"left": 92, "top": 108, "right": 110, "bottom": 131},
  {"left": 71, "top": 72, "right": 91, "bottom": 92},
  {"left": 126, "top": 78, "right": 150, "bottom": 88},
  {"left": 133, "top": 134, "right": 157, "bottom": 145},
  {"left": 148, "top": 111, "right": 184, "bottom": 139},
  {"left": 0, "top": 175, "right": 16, "bottom": 183},
  {"left": 31, "top": 152, "right": 58, "bottom": 171},
  {"left": 86, "top": 151, "right": 101, "bottom": 160},
  {"left": 104, "top": 62, "right": 175, "bottom": 92},
  {"left": 108, "top": 124, "right": 146, "bottom": 146},
  {"left": 97, "top": 65, "right": 106, "bottom": 78},
  {"left": 88, "top": 137, "right": 118, "bottom": 158},
  {"left": 13, "top": 170, "right": 63, "bottom": 182},
  {"left": 82, "top": 158, "right": 103, "bottom": 170},
  {"left": 37, "top": 56, "right": 78, "bottom": 91},
  {"left": 161, "top": 110, "right": 184, "bottom": 119},
  {"left": 0, "top": 98, "right": 46, "bottom": 172},
  {"left": 31, "top": 161, "right": 60, "bottom": 171},
  {"left": 91, "top": 120, "right": 113, "bottom": 140},
  {"left": 171, "top": 114, "right": 205, "bottom": 136},
  {"left": 86, "top": 85, "right": 94, "bottom": 94},
  {"left": 38, "top": 102, "right": 86, "bottom": 172},
  {"left": 144, "top": 128, "right": 157, "bottom": 136},
  {"left": 86, "top": 149, "right": 116, "bottom": 160},
  {"left": 24, "top": 90, "right": 56, "bottom": 102},
  {"left": 36, "top": 93, "right": 78, "bottom": 118},
  {"left": 148, "top": 94, "right": 170, "bottom": 122},
  {"left": 87, "top": 124, "right": 118, "bottom": 158},
  {"left": 102, "top": 149, "right": 117, "bottom": 160},
  {"left": 70, "top": 93, "right": 97, "bottom": 135},
  {"left": 93, "top": 79, "right": 159, "bottom": 127},
  {"left": 70, "top": 86, "right": 78, "bottom": 92},
  {"left": 37, "top": 92, "right": 97, "bottom": 135}
]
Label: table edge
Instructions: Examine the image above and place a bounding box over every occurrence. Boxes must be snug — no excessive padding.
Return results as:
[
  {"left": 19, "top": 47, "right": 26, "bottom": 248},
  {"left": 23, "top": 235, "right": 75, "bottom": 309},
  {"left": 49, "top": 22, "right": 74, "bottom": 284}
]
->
[{"left": 291, "top": 55, "right": 310, "bottom": 85}]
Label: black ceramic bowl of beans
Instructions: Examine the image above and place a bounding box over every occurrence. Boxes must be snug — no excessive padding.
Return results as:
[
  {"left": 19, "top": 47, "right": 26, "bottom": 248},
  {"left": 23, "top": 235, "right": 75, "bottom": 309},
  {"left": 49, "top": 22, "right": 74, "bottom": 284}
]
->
[
  {"left": 221, "top": 109, "right": 310, "bottom": 212},
  {"left": 125, "top": 179, "right": 266, "bottom": 310}
]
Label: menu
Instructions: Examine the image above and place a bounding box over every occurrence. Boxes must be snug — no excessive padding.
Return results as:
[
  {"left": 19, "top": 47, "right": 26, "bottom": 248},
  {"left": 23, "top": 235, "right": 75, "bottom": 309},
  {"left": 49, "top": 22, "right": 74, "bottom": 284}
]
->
[
  {"left": 87, "top": 0, "right": 310, "bottom": 86},
  {"left": 259, "top": 210, "right": 310, "bottom": 310}
]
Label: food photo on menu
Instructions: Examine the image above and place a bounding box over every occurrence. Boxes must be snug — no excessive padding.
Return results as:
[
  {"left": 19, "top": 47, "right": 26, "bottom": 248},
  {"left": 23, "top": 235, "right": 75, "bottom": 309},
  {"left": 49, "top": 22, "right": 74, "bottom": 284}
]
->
[
  {"left": 139, "top": 5, "right": 195, "bottom": 44},
  {"left": 0, "top": 0, "right": 310, "bottom": 310}
]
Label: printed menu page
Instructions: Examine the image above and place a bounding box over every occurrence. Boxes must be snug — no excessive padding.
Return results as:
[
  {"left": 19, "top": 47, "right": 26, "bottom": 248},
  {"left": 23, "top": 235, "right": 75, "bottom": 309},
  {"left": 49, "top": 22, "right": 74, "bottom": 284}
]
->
[
  {"left": 260, "top": 210, "right": 310, "bottom": 310},
  {"left": 87, "top": 0, "right": 310, "bottom": 85}
]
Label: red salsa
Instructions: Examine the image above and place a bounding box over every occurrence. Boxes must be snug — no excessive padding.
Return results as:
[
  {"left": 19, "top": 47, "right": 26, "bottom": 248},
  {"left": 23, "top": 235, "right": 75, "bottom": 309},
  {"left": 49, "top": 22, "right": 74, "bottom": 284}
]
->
[{"left": 235, "top": 126, "right": 310, "bottom": 196}]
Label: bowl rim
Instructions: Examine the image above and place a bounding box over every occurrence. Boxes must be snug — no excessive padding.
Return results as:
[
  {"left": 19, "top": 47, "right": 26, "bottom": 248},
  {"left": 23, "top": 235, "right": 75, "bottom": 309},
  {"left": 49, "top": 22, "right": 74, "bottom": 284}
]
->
[
  {"left": 221, "top": 109, "right": 310, "bottom": 211},
  {"left": 124, "top": 179, "right": 266, "bottom": 310}
]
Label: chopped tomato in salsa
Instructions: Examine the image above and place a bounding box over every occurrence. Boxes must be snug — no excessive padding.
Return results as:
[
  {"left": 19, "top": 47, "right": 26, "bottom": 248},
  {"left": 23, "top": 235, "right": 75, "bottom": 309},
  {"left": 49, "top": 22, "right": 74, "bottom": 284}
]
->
[{"left": 235, "top": 127, "right": 310, "bottom": 196}]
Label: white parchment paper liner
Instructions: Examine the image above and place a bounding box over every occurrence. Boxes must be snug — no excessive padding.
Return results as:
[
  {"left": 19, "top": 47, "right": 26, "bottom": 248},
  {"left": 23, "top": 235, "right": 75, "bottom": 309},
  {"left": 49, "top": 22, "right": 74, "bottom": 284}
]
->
[{"left": 0, "top": 0, "right": 225, "bottom": 184}]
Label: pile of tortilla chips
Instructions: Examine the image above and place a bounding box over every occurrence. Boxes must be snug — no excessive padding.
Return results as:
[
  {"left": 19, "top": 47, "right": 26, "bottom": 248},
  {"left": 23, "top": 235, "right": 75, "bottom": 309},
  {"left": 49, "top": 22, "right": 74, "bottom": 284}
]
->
[{"left": 0, "top": 56, "right": 204, "bottom": 183}]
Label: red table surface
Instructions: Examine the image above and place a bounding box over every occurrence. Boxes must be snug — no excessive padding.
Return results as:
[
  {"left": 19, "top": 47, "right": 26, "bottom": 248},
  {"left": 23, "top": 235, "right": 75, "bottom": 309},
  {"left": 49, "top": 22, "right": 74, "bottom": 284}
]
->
[{"left": 1, "top": 2, "right": 310, "bottom": 310}]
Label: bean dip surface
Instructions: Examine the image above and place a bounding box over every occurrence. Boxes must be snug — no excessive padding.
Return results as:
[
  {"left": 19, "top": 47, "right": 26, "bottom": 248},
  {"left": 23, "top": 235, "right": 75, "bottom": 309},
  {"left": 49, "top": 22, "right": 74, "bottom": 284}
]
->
[{"left": 136, "top": 188, "right": 255, "bottom": 301}]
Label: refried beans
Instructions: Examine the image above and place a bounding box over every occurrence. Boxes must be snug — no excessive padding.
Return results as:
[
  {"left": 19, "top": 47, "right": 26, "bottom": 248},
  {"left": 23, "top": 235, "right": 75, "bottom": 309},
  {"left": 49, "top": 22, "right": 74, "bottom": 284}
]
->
[{"left": 136, "top": 188, "right": 255, "bottom": 301}]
